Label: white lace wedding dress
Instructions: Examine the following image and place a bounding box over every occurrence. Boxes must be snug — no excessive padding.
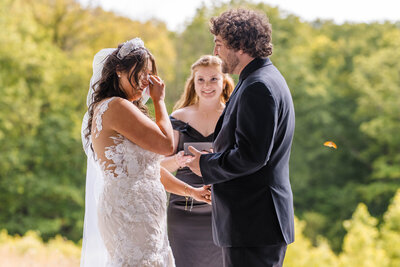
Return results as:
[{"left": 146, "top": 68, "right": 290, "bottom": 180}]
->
[{"left": 91, "top": 97, "right": 175, "bottom": 267}]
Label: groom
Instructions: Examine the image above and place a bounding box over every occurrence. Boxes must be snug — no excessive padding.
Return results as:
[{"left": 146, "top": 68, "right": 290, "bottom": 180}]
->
[{"left": 186, "top": 8, "right": 295, "bottom": 267}]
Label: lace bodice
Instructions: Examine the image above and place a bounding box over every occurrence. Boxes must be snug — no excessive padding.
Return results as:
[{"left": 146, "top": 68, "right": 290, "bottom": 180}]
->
[
  {"left": 91, "top": 97, "right": 174, "bottom": 267},
  {"left": 93, "top": 97, "right": 162, "bottom": 182}
]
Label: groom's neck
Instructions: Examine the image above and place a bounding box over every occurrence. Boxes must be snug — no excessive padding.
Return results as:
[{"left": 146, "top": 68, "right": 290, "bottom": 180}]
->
[{"left": 234, "top": 53, "right": 254, "bottom": 76}]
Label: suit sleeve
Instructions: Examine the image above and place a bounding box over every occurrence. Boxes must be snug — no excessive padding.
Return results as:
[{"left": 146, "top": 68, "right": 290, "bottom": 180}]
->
[{"left": 200, "top": 82, "right": 277, "bottom": 185}]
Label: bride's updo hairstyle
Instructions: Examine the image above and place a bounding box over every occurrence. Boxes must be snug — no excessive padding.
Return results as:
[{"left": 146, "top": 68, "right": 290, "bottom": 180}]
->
[{"left": 85, "top": 40, "right": 158, "bottom": 142}]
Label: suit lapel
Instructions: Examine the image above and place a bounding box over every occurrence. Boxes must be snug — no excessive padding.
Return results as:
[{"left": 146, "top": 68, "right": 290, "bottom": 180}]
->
[
  {"left": 213, "top": 58, "right": 270, "bottom": 142},
  {"left": 213, "top": 79, "right": 243, "bottom": 140},
  {"left": 213, "top": 113, "right": 224, "bottom": 140}
]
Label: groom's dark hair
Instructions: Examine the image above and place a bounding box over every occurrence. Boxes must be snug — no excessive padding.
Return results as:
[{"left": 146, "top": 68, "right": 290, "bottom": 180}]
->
[{"left": 210, "top": 8, "right": 273, "bottom": 58}]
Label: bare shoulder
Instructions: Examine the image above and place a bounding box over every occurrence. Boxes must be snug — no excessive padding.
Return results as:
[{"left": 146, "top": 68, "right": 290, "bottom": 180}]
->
[
  {"left": 107, "top": 97, "right": 139, "bottom": 114},
  {"left": 108, "top": 96, "right": 131, "bottom": 108},
  {"left": 171, "top": 105, "right": 196, "bottom": 123},
  {"left": 94, "top": 96, "right": 126, "bottom": 110},
  {"left": 97, "top": 97, "right": 143, "bottom": 126},
  {"left": 103, "top": 97, "right": 152, "bottom": 135}
]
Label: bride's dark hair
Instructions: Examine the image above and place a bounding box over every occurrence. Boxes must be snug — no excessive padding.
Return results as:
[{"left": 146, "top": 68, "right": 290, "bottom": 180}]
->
[{"left": 85, "top": 44, "right": 158, "bottom": 144}]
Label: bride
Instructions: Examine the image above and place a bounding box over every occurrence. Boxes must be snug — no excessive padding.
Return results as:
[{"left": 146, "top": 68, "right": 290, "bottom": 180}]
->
[{"left": 80, "top": 38, "right": 211, "bottom": 267}]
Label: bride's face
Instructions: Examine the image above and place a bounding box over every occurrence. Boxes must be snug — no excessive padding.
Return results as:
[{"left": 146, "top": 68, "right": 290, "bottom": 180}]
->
[{"left": 118, "top": 59, "right": 153, "bottom": 101}]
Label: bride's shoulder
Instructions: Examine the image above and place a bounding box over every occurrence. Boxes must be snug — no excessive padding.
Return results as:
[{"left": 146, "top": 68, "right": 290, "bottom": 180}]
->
[
  {"left": 93, "top": 97, "right": 137, "bottom": 121},
  {"left": 94, "top": 96, "right": 121, "bottom": 109},
  {"left": 103, "top": 97, "right": 146, "bottom": 126},
  {"left": 102, "top": 97, "right": 137, "bottom": 113},
  {"left": 107, "top": 96, "right": 129, "bottom": 106}
]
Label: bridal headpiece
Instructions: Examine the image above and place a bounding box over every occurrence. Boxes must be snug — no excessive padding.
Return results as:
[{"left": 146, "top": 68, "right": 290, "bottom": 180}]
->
[
  {"left": 81, "top": 38, "right": 150, "bottom": 265},
  {"left": 117, "top": 37, "right": 145, "bottom": 60}
]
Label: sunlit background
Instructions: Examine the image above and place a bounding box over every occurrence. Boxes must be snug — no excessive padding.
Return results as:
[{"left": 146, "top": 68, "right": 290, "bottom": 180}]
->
[{"left": 0, "top": 0, "right": 399, "bottom": 266}]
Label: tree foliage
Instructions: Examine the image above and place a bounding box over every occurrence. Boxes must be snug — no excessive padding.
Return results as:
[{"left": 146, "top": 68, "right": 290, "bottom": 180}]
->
[
  {"left": 1, "top": 191, "right": 400, "bottom": 266},
  {"left": 0, "top": 0, "right": 399, "bottom": 256},
  {"left": 0, "top": 0, "right": 175, "bottom": 241}
]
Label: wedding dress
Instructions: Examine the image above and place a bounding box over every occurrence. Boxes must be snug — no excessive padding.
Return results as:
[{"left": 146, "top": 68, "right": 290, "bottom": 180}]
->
[
  {"left": 88, "top": 96, "right": 175, "bottom": 266},
  {"left": 81, "top": 43, "right": 175, "bottom": 266}
]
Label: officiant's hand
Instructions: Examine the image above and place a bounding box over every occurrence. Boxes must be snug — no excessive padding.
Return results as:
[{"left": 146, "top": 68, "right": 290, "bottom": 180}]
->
[
  {"left": 185, "top": 146, "right": 203, "bottom": 176},
  {"left": 191, "top": 186, "right": 212, "bottom": 204}
]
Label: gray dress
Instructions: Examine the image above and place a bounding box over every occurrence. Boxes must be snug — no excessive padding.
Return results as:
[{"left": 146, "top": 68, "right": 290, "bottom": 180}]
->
[{"left": 167, "top": 116, "right": 223, "bottom": 267}]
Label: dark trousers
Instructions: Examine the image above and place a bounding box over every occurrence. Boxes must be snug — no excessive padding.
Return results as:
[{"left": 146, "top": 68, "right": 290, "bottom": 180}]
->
[{"left": 222, "top": 244, "right": 287, "bottom": 267}]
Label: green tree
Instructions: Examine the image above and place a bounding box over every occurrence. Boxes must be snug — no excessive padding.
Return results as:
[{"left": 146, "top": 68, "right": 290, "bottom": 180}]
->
[
  {"left": 0, "top": 0, "right": 178, "bottom": 241},
  {"left": 339, "top": 203, "right": 389, "bottom": 267},
  {"left": 380, "top": 190, "right": 400, "bottom": 267},
  {"left": 284, "top": 217, "right": 338, "bottom": 267},
  {"left": 352, "top": 28, "right": 400, "bottom": 180}
]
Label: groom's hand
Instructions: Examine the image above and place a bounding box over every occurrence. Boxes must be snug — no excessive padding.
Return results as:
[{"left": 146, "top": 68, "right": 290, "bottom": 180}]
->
[{"left": 185, "top": 146, "right": 202, "bottom": 177}]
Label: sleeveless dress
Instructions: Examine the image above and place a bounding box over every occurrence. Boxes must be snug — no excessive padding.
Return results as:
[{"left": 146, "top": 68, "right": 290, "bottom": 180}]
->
[
  {"left": 167, "top": 116, "right": 223, "bottom": 267},
  {"left": 92, "top": 97, "right": 175, "bottom": 267}
]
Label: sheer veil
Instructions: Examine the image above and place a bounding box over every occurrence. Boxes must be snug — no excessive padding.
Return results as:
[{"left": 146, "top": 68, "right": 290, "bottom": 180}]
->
[
  {"left": 80, "top": 39, "right": 151, "bottom": 265},
  {"left": 80, "top": 48, "right": 115, "bottom": 267}
]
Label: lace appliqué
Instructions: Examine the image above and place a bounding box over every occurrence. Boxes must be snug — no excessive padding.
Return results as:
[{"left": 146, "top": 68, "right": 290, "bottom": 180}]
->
[
  {"left": 98, "top": 138, "right": 172, "bottom": 266},
  {"left": 92, "top": 97, "right": 174, "bottom": 266},
  {"left": 93, "top": 97, "right": 115, "bottom": 139}
]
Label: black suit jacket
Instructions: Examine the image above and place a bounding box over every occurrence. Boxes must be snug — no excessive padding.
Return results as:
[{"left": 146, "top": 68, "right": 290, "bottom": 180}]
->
[{"left": 200, "top": 58, "right": 295, "bottom": 247}]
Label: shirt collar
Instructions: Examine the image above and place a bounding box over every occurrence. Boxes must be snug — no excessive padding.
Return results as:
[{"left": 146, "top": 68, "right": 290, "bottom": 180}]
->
[{"left": 239, "top": 57, "right": 271, "bottom": 81}]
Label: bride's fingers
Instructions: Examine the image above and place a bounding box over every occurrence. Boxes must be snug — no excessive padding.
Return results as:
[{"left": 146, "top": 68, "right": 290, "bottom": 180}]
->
[
  {"left": 192, "top": 187, "right": 212, "bottom": 204},
  {"left": 204, "top": 194, "right": 212, "bottom": 204},
  {"left": 149, "top": 75, "right": 163, "bottom": 85},
  {"left": 201, "top": 190, "right": 212, "bottom": 203},
  {"left": 193, "top": 193, "right": 210, "bottom": 204},
  {"left": 177, "top": 151, "right": 191, "bottom": 160},
  {"left": 203, "top": 185, "right": 211, "bottom": 191},
  {"left": 199, "top": 194, "right": 211, "bottom": 204}
]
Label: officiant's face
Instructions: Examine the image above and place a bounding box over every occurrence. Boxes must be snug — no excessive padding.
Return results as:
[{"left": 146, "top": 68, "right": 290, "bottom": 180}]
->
[
  {"left": 213, "top": 35, "right": 239, "bottom": 74},
  {"left": 194, "top": 66, "right": 224, "bottom": 101}
]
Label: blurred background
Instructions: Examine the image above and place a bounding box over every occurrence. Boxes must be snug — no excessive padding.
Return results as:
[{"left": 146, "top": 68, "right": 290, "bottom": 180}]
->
[{"left": 0, "top": 0, "right": 399, "bottom": 266}]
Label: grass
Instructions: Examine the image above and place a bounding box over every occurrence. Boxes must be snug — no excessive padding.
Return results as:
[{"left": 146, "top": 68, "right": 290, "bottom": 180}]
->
[{"left": 0, "top": 230, "right": 80, "bottom": 267}]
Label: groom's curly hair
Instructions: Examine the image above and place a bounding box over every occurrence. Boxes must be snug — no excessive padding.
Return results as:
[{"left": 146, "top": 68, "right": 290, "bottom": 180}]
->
[{"left": 210, "top": 8, "right": 273, "bottom": 58}]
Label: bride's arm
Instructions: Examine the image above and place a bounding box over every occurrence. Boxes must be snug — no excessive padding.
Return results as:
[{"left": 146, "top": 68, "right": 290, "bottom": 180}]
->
[
  {"left": 161, "top": 150, "right": 192, "bottom": 172},
  {"left": 160, "top": 110, "right": 192, "bottom": 172},
  {"left": 161, "top": 131, "right": 192, "bottom": 172},
  {"left": 160, "top": 130, "right": 182, "bottom": 172},
  {"left": 160, "top": 167, "right": 211, "bottom": 204},
  {"left": 151, "top": 75, "right": 174, "bottom": 154},
  {"left": 108, "top": 76, "right": 174, "bottom": 155}
]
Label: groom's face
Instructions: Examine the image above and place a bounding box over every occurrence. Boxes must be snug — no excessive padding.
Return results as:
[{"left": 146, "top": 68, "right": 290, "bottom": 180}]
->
[{"left": 213, "top": 35, "right": 239, "bottom": 74}]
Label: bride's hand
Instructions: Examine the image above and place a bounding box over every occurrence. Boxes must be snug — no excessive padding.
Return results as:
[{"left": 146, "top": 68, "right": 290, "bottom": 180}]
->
[
  {"left": 174, "top": 151, "right": 192, "bottom": 169},
  {"left": 148, "top": 75, "right": 165, "bottom": 102},
  {"left": 191, "top": 186, "right": 212, "bottom": 204}
]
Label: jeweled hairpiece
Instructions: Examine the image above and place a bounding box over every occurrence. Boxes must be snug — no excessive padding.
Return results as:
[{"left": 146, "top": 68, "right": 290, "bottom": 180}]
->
[{"left": 117, "top": 37, "right": 145, "bottom": 60}]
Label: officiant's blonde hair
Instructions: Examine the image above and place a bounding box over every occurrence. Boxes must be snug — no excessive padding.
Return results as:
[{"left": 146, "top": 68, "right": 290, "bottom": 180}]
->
[{"left": 173, "top": 55, "right": 234, "bottom": 111}]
